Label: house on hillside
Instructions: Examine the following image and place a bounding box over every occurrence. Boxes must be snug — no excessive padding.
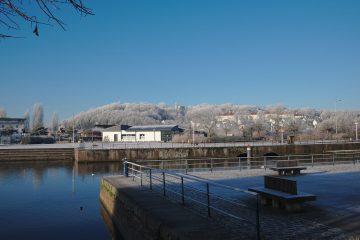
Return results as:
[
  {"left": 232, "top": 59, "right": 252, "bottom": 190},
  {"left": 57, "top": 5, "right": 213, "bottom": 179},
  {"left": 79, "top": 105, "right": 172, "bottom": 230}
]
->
[
  {"left": 102, "top": 124, "right": 183, "bottom": 142},
  {"left": 0, "top": 117, "right": 26, "bottom": 134},
  {"left": 0, "top": 117, "right": 27, "bottom": 144}
]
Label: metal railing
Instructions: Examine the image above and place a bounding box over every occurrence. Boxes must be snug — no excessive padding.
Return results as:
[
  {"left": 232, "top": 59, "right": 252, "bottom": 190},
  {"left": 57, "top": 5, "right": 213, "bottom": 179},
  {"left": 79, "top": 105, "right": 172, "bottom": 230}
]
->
[
  {"left": 124, "top": 161, "right": 262, "bottom": 239},
  {"left": 78, "top": 139, "right": 360, "bottom": 150},
  {"left": 123, "top": 151, "right": 360, "bottom": 173}
]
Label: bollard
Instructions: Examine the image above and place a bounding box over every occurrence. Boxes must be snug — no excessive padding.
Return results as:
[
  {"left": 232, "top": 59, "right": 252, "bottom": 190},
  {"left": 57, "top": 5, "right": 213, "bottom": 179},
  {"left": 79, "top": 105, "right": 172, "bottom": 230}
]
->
[{"left": 123, "top": 161, "right": 129, "bottom": 177}]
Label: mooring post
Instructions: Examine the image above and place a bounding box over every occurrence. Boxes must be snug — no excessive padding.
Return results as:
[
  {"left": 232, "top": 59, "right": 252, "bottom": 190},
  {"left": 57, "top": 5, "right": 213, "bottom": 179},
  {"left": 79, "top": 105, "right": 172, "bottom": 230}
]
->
[
  {"left": 181, "top": 177, "right": 185, "bottom": 205},
  {"left": 123, "top": 161, "right": 129, "bottom": 177},
  {"left": 206, "top": 183, "right": 211, "bottom": 217}
]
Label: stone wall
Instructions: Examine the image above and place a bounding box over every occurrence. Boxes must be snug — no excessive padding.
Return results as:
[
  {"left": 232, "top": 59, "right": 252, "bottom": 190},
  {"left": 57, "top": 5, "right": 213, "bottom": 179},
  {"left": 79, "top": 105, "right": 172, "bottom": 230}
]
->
[{"left": 76, "top": 142, "right": 360, "bottom": 163}]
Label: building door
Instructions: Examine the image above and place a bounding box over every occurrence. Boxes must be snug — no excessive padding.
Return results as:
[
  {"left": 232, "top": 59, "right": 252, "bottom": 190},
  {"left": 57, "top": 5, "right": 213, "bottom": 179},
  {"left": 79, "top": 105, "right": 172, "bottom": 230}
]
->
[{"left": 114, "top": 134, "right": 118, "bottom": 142}]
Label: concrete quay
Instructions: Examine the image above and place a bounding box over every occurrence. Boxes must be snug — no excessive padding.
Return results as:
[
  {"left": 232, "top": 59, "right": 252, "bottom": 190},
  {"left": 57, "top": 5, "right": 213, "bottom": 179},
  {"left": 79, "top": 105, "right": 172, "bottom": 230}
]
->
[{"left": 100, "top": 175, "right": 241, "bottom": 240}]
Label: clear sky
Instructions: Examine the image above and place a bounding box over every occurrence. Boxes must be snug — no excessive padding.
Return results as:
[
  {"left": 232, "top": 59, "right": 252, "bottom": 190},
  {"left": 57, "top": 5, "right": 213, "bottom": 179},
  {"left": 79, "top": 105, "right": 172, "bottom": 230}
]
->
[{"left": 1, "top": 0, "right": 359, "bottom": 121}]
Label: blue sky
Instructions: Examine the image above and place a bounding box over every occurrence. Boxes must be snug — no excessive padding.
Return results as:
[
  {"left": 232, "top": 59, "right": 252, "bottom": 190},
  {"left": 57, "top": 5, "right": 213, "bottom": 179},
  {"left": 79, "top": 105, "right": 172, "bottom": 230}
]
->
[{"left": 1, "top": 0, "right": 359, "bottom": 121}]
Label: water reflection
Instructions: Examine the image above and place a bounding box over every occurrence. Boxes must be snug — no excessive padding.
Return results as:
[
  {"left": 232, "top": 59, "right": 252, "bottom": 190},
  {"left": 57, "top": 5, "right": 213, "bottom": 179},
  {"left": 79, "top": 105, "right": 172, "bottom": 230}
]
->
[{"left": 0, "top": 161, "right": 123, "bottom": 240}]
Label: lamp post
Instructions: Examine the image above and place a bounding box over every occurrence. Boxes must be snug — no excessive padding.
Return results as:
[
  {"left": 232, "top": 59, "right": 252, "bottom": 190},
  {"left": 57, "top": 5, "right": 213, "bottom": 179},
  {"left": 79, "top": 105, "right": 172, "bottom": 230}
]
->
[
  {"left": 334, "top": 99, "right": 342, "bottom": 135},
  {"left": 190, "top": 121, "right": 195, "bottom": 145},
  {"left": 355, "top": 122, "right": 358, "bottom": 141}
]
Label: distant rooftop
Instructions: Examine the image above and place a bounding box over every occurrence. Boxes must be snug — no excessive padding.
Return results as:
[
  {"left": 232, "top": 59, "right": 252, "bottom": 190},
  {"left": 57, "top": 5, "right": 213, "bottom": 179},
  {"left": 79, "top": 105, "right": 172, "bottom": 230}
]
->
[
  {"left": 0, "top": 117, "right": 26, "bottom": 122},
  {"left": 102, "top": 125, "right": 131, "bottom": 132},
  {"left": 127, "top": 124, "right": 182, "bottom": 132},
  {"left": 102, "top": 124, "right": 183, "bottom": 132}
]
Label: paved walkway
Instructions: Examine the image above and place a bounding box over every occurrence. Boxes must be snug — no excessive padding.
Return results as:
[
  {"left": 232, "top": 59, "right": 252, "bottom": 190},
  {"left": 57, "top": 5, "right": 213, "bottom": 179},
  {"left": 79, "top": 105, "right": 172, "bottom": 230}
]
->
[{"left": 188, "top": 164, "right": 360, "bottom": 239}]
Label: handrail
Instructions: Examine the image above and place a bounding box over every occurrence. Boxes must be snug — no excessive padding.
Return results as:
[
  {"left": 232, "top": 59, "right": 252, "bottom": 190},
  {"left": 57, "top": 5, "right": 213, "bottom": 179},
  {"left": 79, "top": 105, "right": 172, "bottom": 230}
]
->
[{"left": 124, "top": 160, "right": 262, "bottom": 239}]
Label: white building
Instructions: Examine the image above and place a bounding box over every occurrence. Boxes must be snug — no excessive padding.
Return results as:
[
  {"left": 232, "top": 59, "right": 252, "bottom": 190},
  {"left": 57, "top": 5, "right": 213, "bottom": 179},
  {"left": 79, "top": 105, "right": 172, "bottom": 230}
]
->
[{"left": 102, "top": 124, "right": 183, "bottom": 142}]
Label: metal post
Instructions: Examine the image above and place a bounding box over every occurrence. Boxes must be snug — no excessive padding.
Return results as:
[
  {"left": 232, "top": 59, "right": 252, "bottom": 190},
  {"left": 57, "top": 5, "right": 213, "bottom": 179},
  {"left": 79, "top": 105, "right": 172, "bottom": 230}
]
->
[
  {"left": 353, "top": 154, "right": 356, "bottom": 165},
  {"left": 210, "top": 158, "right": 213, "bottom": 172},
  {"left": 181, "top": 177, "right": 185, "bottom": 205},
  {"left": 333, "top": 153, "right": 335, "bottom": 166},
  {"left": 247, "top": 146, "right": 251, "bottom": 169},
  {"left": 311, "top": 155, "right": 314, "bottom": 167},
  {"left": 123, "top": 161, "right": 129, "bottom": 177},
  {"left": 239, "top": 157, "right": 241, "bottom": 171},
  {"left": 206, "top": 183, "right": 211, "bottom": 217},
  {"left": 355, "top": 122, "right": 358, "bottom": 141},
  {"left": 256, "top": 194, "right": 261, "bottom": 240},
  {"left": 162, "top": 172, "right": 166, "bottom": 196},
  {"left": 140, "top": 166, "right": 143, "bottom": 187},
  {"left": 264, "top": 156, "right": 267, "bottom": 170},
  {"left": 149, "top": 168, "right": 152, "bottom": 190},
  {"left": 185, "top": 159, "right": 188, "bottom": 174}
]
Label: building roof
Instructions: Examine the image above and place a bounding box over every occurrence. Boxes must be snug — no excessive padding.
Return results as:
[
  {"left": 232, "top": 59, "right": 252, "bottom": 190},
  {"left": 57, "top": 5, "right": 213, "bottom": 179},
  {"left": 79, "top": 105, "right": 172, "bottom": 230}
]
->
[
  {"left": 0, "top": 117, "right": 26, "bottom": 122},
  {"left": 102, "top": 124, "right": 183, "bottom": 133},
  {"left": 127, "top": 125, "right": 182, "bottom": 132},
  {"left": 102, "top": 125, "right": 131, "bottom": 132}
]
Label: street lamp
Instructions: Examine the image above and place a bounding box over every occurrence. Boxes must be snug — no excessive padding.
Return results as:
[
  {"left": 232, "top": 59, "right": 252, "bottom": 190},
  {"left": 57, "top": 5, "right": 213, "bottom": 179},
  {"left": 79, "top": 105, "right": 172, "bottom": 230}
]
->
[
  {"left": 334, "top": 99, "right": 342, "bottom": 135},
  {"left": 355, "top": 122, "right": 359, "bottom": 141},
  {"left": 190, "top": 121, "right": 195, "bottom": 145}
]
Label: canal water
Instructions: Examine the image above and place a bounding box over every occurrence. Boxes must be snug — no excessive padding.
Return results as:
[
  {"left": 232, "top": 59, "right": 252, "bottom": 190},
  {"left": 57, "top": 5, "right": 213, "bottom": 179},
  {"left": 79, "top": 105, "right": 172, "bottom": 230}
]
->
[{"left": 0, "top": 162, "right": 123, "bottom": 240}]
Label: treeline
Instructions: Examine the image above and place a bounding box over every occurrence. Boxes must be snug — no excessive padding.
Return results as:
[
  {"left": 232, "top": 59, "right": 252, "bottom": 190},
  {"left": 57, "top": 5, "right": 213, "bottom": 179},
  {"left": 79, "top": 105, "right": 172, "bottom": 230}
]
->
[{"left": 63, "top": 103, "right": 360, "bottom": 141}]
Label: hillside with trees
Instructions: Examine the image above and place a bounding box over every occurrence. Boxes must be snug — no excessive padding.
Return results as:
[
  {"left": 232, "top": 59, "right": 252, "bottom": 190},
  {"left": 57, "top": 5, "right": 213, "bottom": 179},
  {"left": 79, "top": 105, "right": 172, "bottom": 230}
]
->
[{"left": 62, "top": 103, "right": 360, "bottom": 142}]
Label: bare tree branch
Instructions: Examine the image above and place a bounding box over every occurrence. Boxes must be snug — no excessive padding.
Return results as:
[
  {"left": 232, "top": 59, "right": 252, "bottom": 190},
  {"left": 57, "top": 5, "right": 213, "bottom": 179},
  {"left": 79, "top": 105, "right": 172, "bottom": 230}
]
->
[{"left": 0, "top": 0, "right": 93, "bottom": 38}]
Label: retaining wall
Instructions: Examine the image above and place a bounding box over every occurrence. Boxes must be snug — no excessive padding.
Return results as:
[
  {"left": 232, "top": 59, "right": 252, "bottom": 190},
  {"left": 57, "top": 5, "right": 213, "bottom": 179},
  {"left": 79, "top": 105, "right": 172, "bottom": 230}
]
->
[{"left": 76, "top": 142, "right": 360, "bottom": 162}]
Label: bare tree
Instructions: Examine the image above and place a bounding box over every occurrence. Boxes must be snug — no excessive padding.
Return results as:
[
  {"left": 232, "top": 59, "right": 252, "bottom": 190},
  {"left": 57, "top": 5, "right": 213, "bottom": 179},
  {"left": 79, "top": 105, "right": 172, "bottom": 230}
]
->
[
  {"left": 32, "top": 103, "right": 44, "bottom": 131},
  {"left": 0, "top": 0, "right": 93, "bottom": 38},
  {"left": 51, "top": 112, "right": 59, "bottom": 133},
  {"left": 0, "top": 107, "right": 6, "bottom": 117},
  {"left": 23, "top": 110, "right": 30, "bottom": 132},
  {"left": 186, "top": 105, "right": 219, "bottom": 139}
]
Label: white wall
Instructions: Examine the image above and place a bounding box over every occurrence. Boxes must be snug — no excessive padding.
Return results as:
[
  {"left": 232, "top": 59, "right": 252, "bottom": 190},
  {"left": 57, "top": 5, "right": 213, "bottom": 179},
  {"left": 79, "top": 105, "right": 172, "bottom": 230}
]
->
[{"left": 102, "top": 130, "right": 162, "bottom": 142}]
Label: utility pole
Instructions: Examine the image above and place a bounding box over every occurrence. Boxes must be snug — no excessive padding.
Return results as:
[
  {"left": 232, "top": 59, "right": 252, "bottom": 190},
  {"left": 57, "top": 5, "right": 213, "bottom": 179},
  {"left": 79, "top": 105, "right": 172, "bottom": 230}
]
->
[
  {"left": 72, "top": 114, "right": 75, "bottom": 145},
  {"left": 334, "top": 99, "right": 342, "bottom": 135},
  {"left": 191, "top": 121, "right": 195, "bottom": 144}
]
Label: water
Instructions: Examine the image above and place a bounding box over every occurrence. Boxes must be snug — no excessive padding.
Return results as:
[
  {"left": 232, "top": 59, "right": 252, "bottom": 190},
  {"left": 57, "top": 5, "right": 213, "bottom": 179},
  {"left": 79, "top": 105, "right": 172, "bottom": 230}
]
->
[{"left": 0, "top": 162, "right": 123, "bottom": 240}]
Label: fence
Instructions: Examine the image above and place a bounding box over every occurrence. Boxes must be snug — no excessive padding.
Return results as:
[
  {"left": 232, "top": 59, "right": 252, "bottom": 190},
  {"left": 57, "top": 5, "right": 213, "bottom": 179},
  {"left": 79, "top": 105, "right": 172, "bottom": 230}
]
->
[
  {"left": 124, "top": 151, "right": 360, "bottom": 173},
  {"left": 124, "top": 161, "right": 261, "bottom": 239}
]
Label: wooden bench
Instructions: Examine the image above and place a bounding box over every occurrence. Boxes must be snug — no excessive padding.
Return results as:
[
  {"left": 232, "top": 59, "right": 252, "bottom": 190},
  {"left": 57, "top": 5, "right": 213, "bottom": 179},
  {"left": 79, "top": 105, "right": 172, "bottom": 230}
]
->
[
  {"left": 270, "top": 160, "right": 307, "bottom": 175},
  {"left": 249, "top": 176, "right": 316, "bottom": 212}
]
